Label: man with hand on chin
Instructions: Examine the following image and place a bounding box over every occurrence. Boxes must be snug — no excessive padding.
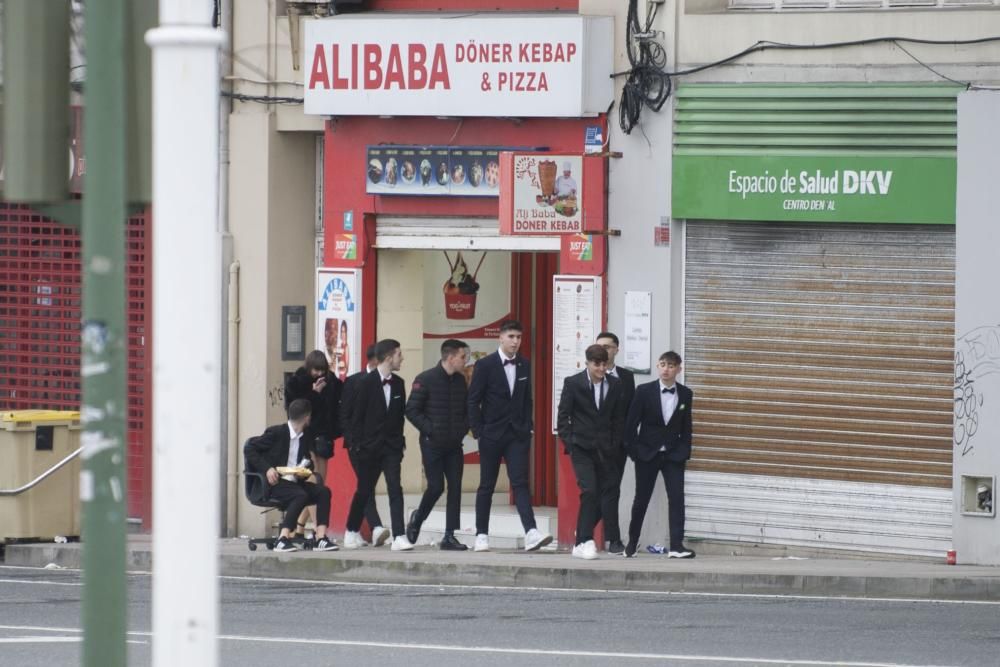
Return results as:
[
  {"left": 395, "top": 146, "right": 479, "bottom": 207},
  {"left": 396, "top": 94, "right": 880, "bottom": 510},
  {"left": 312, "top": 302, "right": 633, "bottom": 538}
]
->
[{"left": 623, "top": 351, "right": 695, "bottom": 560}]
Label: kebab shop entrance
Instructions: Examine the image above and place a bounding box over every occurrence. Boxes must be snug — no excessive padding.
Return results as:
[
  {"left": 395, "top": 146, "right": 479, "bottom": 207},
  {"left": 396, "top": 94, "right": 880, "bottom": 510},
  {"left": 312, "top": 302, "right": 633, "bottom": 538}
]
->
[{"left": 372, "top": 223, "right": 561, "bottom": 509}]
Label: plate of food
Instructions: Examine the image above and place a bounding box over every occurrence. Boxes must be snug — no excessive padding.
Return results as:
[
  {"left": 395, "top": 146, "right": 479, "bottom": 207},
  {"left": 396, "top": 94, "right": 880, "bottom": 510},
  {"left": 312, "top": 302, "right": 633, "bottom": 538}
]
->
[{"left": 276, "top": 466, "right": 312, "bottom": 479}]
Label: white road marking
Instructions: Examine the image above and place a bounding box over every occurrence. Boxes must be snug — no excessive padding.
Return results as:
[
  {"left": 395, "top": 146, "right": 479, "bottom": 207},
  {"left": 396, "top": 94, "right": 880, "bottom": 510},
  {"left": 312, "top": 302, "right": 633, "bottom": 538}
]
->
[
  {"left": 0, "top": 636, "right": 81, "bottom": 644},
  {"left": 0, "top": 577, "right": 82, "bottom": 587},
  {"left": 0, "top": 625, "right": 960, "bottom": 666},
  {"left": 0, "top": 564, "right": 997, "bottom": 606}
]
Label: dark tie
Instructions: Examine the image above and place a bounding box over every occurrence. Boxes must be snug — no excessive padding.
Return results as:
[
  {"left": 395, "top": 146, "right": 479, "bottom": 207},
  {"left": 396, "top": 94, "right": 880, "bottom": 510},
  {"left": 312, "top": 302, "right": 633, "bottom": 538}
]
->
[
  {"left": 382, "top": 378, "right": 392, "bottom": 386},
  {"left": 598, "top": 381, "right": 605, "bottom": 410},
  {"left": 662, "top": 386, "right": 675, "bottom": 394},
  {"left": 503, "top": 358, "right": 517, "bottom": 366}
]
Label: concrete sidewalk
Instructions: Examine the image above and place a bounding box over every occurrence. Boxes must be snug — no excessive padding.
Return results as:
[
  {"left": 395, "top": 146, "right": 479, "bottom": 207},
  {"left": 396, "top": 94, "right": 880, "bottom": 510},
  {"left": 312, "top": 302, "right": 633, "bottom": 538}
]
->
[{"left": 6, "top": 536, "right": 1000, "bottom": 601}]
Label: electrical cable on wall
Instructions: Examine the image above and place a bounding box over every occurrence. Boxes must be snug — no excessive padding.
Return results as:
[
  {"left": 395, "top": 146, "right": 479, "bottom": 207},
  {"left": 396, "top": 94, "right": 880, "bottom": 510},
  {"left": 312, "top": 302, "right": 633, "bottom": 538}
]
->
[{"left": 614, "top": 2, "right": 1000, "bottom": 135}]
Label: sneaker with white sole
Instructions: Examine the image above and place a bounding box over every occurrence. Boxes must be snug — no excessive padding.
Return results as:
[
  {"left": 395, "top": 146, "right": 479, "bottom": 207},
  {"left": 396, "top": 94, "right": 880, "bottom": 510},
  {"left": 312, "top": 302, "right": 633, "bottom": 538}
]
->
[
  {"left": 524, "top": 528, "right": 553, "bottom": 552},
  {"left": 371, "top": 526, "right": 391, "bottom": 547},
  {"left": 473, "top": 534, "right": 490, "bottom": 552},
  {"left": 273, "top": 536, "right": 298, "bottom": 552},
  {"left": 667, "top": 546, "right": 696, "bottom": 559},
  {"left": 571, "top": 540, "right": 598, "bottom": 560},
  {"left": 342, "top": 530, "right": 363, "bottom": 550},
  {"left": 390, "top": 535, "right": 414, "bottom": 551},
  {"left": 314, "top": 536, "right": 339, "bottom": 552}
]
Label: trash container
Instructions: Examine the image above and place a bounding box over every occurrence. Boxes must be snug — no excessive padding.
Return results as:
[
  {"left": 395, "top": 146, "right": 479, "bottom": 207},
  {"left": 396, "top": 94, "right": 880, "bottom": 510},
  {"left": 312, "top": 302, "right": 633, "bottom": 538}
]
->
[{"left": 0, "top": 410, "right": 82, "bottom": 541}]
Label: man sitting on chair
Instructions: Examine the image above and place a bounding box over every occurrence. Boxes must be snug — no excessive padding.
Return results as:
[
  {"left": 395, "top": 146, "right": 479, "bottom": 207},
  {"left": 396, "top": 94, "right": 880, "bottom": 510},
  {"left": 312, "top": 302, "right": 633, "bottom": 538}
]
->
[{"left": 245, "top": 398, "right": 338, "bottom": 552}]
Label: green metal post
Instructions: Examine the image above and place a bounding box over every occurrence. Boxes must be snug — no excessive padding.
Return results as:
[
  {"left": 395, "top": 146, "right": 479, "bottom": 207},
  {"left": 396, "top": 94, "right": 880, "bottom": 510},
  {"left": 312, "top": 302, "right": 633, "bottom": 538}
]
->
[{"left": 81, "top": 1, "right": 128, "bottom": 666}]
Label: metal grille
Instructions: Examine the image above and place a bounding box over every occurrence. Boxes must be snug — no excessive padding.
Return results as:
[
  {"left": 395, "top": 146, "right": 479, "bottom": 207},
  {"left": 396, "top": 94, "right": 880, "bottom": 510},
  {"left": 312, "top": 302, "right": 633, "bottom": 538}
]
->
[
  {"left": 0, "top": 202, "right": 151, "bottom": 522},
  {"left": 729, "top": 0, "right": 997, "bottom": 9},
  {"left": 684, "top": 220, "right": 955, "bottom": 488}
]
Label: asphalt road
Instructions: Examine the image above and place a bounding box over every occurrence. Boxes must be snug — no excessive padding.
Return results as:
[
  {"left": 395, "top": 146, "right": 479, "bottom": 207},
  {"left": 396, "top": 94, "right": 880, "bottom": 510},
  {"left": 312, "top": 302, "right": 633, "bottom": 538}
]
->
[{"left": 0, "top": 564, "right": 997, "bottom": 666}]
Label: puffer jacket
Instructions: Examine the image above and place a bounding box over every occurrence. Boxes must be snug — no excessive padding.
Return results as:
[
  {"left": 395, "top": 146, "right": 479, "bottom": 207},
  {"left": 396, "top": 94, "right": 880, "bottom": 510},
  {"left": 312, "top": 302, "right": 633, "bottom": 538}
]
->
[{"left": 405, "top": 363, "right": 469, "bottom": 449}]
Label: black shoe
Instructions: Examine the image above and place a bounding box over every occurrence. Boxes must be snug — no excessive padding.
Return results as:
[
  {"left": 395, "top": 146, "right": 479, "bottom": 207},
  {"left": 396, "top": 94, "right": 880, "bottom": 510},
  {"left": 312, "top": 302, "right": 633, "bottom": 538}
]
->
[
  {"left": 439, "top": 534, "right": 469, "bottom": 551},
  {"left": 668, "top": 545, "right": 696, "bottom": 559},
  {"left": 314, "top": 536, "right": 339, "bottom": 552},
  {"left": 608, "top": 540, "right": 625, "bottom": 555},
  {"left": 273, "top": 536, "right": 298, "bottom": 552},
  {"left": 405, "top": 509, "right": 421, "bottom": 545},
  {"left": 624, "top": 541, "right": 638, "bottom": 558}
]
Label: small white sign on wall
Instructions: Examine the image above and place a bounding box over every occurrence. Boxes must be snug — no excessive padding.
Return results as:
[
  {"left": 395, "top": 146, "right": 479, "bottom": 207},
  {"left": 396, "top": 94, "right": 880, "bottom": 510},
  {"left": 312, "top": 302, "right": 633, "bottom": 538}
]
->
[{"left": 623, "top": 291, "right": 651, "bottom": 374}]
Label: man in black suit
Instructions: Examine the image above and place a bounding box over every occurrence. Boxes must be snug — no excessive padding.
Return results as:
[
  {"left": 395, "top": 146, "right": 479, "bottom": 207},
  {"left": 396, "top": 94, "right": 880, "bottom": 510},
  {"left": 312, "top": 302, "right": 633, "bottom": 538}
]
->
[
  {"left": 557, "top": 344, "right": 627, "bottom": 559},
  {"left": 244, "top": 398, "right": 338, "bottom": 552},
  {"left": 467, "top": 320, "right": 552, "bottom": 552},
  {"left": 343, "top": 338, "right": 413, "bottom": 551},
  {"left": 623, "top": 350, "right": 695, "bottom": 559},
  {"left": 596, "top": 331, "right": 636, "bottom": 555},
  {"left": 339, "top": 344, "right": 389, "bottom": 547},
  {"left": 404, "top": 339, "right": 470, "bottom": 551}
]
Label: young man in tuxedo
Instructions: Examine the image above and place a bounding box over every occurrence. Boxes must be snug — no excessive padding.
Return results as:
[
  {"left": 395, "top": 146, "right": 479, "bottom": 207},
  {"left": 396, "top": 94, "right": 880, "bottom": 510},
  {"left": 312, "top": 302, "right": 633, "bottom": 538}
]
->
[
  {"left": 244, "top": 398, "right": 338, "bottom": 552},
  {"left": 557, "top": 344, "right": 627, "bottom": 559},
  {"left": 595, "top": 331, "right": 636, "bottom": 554},
  {"left": 468, "top": 320, "right": 552, "bottom": 552},
  {"left": 404, "top": 339, "right": 470, "bottom": 551},
  {"left": 623, "top": 350, "right": 695, "bottom": 559},
  {"left": 339, "top": 344, "right": 390, "bottom": 547},
  {"left": 343, "top": 339, "right": 413, "bottom": 551}
]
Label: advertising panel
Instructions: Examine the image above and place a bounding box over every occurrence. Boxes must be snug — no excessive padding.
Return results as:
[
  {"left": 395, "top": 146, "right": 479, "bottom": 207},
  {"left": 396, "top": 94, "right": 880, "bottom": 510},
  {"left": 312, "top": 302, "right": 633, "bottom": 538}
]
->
[
  {"left": 366, "top": 145, "right": 506, "bottom": 197},
  {"left": 500, "top": 154, "right": 583, "bottom": 234},
  {"left": 672, "top": 155, "right": 956, "bottom": 224},
  {"left": 304, "top": 15, "right": 613, "bottom": 117},
  {"left": 551, "top": 275, "right": 602, "bottom": 432},
  {"left": 316, "top": 268, "right": 361, "bottom": 382}
]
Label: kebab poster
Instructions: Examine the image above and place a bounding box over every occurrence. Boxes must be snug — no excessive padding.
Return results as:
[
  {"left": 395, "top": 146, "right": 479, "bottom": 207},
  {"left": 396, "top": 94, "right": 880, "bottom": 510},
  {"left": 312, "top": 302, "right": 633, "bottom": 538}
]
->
[
  {"left": 508, "top": 154, "right": 583, "bottom": 234},
  {"left": 366, "top": 145, "right": 503, "bottom": 197}
]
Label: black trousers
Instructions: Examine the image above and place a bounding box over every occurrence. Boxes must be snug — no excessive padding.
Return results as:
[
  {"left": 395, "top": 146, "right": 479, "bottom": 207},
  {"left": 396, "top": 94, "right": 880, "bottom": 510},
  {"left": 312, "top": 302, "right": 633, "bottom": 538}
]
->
[
  {"left": 568, "top": 445, "right": 614, "bottom": 545},
  {"left": 629, "top": 452, "right": 686, "bottom": 550},
  {"left": 412, "top": 443, "right": 464, "bottom": 533},
  {"left": 269, "top": 478, "right": 331, "bottom": 532},
  {"left": 346, "top": 448, "right": 404, "bottom": 536},
  {"left": 600, "top": 448, "right": 627, "bottom": 543},
  {"left": 475, "top": 433, "right": 536, "bottom": 535},
  {"left": 347, "top": 445, "right": 384, "bottom": 529}
]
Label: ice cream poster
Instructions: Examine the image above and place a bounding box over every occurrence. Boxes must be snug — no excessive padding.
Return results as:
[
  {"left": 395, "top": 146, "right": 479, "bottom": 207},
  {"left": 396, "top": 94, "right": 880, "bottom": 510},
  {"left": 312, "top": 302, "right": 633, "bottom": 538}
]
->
[
  {"left": 315, "top": 268, "right": 360, "bottom": 382},
  {"left": 509, "top": 154, "right": 583, "bottom": 234},
  {"left": 425, "top": 250, "right": 510, "bottom": 330}
]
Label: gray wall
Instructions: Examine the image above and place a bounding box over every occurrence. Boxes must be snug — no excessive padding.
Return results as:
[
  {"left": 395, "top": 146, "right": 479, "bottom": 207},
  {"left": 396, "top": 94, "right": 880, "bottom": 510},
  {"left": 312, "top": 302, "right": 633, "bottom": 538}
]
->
[{"left": 953, "top": 91, "right": 1000, "bottom": 566}]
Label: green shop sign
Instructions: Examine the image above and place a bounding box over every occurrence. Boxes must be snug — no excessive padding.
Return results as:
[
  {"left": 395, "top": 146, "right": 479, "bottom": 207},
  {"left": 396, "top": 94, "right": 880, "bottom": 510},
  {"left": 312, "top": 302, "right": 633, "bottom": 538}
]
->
[{"left": 672, "top": 156, "right": 955, "bottom": 224}]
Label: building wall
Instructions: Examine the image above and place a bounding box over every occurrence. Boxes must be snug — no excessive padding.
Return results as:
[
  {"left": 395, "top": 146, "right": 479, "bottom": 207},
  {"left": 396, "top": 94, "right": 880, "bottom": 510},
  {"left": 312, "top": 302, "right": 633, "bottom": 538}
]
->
[{"left": 954, "top": 90, "right": 1000, "bottom": 565}]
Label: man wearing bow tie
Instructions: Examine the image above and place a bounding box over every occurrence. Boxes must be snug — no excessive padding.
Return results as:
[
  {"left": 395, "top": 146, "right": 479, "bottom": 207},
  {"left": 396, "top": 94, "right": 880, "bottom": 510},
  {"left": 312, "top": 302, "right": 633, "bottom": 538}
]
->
[
  {"left": 623, "top": 351, "right": 695, "bottom": 559},
  {"left": 595, "top": 331, "right": 636, "bottom": 554},
  {"left": 467, "top": 320, "right": 552, "bottom": 552},
  {"left": 343, "top": 338, "right": 413, "bottom": 552}
]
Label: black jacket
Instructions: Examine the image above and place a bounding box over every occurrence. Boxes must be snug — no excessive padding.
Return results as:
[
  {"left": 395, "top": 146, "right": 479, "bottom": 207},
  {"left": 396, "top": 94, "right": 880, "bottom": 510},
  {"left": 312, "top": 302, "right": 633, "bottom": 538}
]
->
[
  {"left": 348, "top": 369, "right": 407, "bottom": 455},
  {"left": 556, "top": 371, "right": 627, "bottom": 457},
  {"left": 624, "top": 380, "right": 694, "bottom": 463},
  {"left": 284, "top": 367, "right": 342, "bottom": 439},
  {"left": 467, "top": 351, "right": 532, "bottom": 442},
  {"left": 405, "top": 363, "right": 469, "bottom": 449},
  {"left": 245, "top": 423, "right": 312, "bottom": 474},
  {"left": 339, "top": 368, "right": 372, "bottom": 449}
]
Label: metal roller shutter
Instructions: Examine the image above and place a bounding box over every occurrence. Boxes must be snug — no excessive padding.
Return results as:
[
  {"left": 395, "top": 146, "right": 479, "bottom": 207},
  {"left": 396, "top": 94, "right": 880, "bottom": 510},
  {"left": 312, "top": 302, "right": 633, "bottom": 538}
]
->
[{"left": 683, "top": 220, "right": 955, "bottom": 555}]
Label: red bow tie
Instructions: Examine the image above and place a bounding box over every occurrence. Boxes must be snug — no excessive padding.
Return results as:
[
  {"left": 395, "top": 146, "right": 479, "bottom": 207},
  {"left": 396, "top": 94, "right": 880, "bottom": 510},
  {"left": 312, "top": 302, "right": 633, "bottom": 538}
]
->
[{"left": 382, "top": 378, "right": 392, "bottom": 386}]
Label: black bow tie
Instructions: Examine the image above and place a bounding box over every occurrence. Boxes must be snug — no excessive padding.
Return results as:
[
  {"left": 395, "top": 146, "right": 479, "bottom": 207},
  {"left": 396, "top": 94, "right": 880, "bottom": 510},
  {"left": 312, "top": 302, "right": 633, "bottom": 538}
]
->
[
  {"left": 382, "top": 378, "right": 392, "bottom": 386},
  {"left": 662, "top": 386, "right": 676, "bottom": 394},
  {"left": 503, "top": 358, "right": 517, "bottom": 366}
]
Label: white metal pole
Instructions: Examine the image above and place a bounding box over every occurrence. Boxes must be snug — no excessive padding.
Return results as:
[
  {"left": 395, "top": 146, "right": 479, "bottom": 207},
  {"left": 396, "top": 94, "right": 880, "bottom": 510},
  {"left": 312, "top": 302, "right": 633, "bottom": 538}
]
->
[{"left": 146, "top": 1, "right": 224, "bottom": 664}]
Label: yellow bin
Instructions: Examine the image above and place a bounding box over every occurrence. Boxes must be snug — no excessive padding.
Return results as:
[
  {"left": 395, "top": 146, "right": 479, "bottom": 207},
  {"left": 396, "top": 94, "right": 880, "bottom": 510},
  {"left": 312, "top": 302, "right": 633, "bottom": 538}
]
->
[{"left": 0, "top": 410, "right": 82, "bottom": 541}]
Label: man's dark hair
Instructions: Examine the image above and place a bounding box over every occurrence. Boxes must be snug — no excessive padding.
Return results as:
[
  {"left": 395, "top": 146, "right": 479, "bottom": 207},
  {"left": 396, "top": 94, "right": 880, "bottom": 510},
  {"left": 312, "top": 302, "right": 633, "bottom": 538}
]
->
[
  {"left": 440, "top": 338, "right": 467, "bottom": 360},
  {"left": 374, "top": 338, "right": 401, "bottom": 362},
  {"left": 585, "top": 344, "right": 609, "bottom": 363},
  {"left": 305, "top": 350, "right": 329, "bottom": 373},
  {"left": 287, "top": 398, "right": 312, "bottom": 422},
  {"left": 596, "top": 331, "right": 619, "bottom": 346},
  {"left": 659, "top": 350, "right": 682, "bottom": 365},
  {"left": 499, "top": 319, "right": 523, "bottom": 334},
  {"left": 365, "top": 344, "right": 376, "bottom": 361}
]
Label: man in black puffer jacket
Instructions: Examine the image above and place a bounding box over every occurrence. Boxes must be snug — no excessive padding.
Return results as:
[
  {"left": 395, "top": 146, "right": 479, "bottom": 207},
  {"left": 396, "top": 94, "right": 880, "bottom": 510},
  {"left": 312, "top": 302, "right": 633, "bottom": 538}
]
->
[{"left": 404, "top": 339, "right": 470, "bottom": 551}]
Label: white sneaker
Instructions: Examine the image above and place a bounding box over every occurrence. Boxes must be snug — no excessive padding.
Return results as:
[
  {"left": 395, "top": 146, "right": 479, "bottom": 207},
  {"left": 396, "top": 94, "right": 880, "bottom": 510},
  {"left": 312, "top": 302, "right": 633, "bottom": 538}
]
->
[
  {"left": 524, "top": 528, "right": 553, "bottom": 552},
  {"left": 342, "top": 530, "right": 363, "bottom": 550},
  {"left": 390, "top": 535, "right": 414, "bottom": 551},
  {"left": 571, "top": 540, "right": 598, "bottom": 560},
  {"left": 473, "top": 534, "right": 490, "bottom": 552},
  {"left": 371, "top": 526, "right": 391, "bottom": 547}
]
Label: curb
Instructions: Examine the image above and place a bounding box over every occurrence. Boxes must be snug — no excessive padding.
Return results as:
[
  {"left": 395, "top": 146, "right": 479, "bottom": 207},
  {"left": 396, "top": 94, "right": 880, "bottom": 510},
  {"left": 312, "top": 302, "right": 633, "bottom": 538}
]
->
[{"left": 6, "top": 543, "right": 1000, "bottom": 602}]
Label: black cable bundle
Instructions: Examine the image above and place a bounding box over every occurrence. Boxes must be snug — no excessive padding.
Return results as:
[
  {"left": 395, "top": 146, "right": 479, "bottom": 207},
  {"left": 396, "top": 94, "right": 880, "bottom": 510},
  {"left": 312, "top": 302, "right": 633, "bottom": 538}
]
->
[{"left": 620, "top": 0, "right": 671, "bottom": 135}]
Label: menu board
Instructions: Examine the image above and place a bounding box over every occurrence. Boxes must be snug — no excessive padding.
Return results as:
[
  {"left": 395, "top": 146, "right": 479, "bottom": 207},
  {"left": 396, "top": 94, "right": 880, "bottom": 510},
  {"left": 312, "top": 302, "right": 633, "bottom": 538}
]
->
[
  {"left": 551, "top": 275, "right": 603, "bottom": 433},
  {"left": 366, "top": 145, "right": 509, "bottom": 197},
  {"left": 623, "top": 291, "right": 652, "bottom": 374}
]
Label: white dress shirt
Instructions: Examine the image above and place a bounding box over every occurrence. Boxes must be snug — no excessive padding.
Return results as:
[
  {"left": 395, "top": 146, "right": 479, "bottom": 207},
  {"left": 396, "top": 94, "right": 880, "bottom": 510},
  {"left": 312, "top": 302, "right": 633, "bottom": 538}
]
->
[
  {"left": 283, "top": 422, "right": 304, "bottom": 479},
  {"left": 591, "top": 376, "right": 605, "bottom": 410},
  {"left": 381, "top": 372, "right": 392, "bottom": 406},
  {"left": 499, "top": 347, "right": 516, "bottom": 395}
]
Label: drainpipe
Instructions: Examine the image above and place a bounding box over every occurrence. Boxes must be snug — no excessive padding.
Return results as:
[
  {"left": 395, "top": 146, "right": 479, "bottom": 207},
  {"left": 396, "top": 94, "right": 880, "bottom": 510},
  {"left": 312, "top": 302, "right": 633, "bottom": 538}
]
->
[{"left": 226, "top": 260, "right": 240, "bottom": 536}]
